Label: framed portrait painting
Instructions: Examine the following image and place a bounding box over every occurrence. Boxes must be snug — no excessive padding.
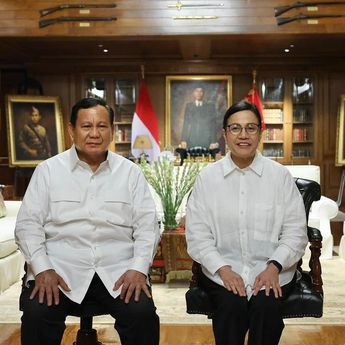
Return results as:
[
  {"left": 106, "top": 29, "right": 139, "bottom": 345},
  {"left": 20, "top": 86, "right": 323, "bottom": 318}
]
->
[
  {"left": 5, "top": 95, "right": 65, "bottom": 167},
  {"left": 165, "top": 75, "right": 232, "bottom": 153},
  {"left": 336, "top": 95, "right": 345, "bottom": 166}
]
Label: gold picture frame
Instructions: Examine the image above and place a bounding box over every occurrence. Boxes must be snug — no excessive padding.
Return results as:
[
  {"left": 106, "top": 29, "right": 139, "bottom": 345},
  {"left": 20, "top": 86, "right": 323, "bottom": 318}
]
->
[
  {"left": 165, "top": 75, "right": 232, "bottom": 153},
  {"left": 336, "top": 94, "right": 345, "bottom": 166},
  {"left": 5, "top": 95, "right": 65, "bottom": 167}
]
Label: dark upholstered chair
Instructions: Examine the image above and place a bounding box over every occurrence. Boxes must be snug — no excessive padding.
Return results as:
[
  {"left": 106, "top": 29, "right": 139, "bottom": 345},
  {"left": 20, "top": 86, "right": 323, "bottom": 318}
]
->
[
  {"left": 70, "top": 304, "right": 107, "bottom": 345},
  {"left": 186, "top": 177, "right": 323, "bottom": 319}
]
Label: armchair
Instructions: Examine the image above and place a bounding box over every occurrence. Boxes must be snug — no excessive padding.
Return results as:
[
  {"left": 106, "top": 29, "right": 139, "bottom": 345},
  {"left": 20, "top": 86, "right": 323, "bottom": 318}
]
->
[{"left": 186, "top": 177, "right": 323, "bottom": 319}]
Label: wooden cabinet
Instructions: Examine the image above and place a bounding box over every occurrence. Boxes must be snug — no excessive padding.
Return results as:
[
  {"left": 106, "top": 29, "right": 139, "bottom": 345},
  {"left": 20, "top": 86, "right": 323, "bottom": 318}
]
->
[
  {"left": 259, "top": 76, "right": 316, "bottom": 164},
  {"left": 83, "top": 75, "right": 138, "bottom": 157},
  {"left": 291, "top": 77, "right": 314, "bottom": 160}
]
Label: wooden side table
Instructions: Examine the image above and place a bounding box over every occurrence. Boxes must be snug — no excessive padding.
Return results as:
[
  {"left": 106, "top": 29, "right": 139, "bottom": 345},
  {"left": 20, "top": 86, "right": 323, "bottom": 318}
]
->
[{"left": 161, "top": 228, "right": 193, "bottom": 282}]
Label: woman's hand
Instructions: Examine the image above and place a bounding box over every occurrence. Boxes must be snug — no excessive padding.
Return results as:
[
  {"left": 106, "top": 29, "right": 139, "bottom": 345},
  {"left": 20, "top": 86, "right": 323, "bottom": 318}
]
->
[
  {"left": 252, "top": 263, "right": 282, "bottom": 298},
  {"left": 217, "top": 265, "right": 246, "bottom": 297}
]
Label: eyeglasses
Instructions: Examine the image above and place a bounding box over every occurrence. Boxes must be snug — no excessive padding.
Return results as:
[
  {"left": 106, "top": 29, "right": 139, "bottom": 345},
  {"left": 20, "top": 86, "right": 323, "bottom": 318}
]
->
[{"left": 226, "top": 123, "right": 260, "bottom": 135}]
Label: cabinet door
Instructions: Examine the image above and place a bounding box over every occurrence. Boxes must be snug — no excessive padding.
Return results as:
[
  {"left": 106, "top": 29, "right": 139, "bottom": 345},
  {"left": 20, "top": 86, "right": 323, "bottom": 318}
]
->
[
  {"left": 292, "top": 77, "right": 314, "bottom": 160},
  {"left": 258, "top": 76, "right": 315, "bottom": 164},
  {"left": 259, "top": 78, "right": 286, "bottom": 161},
  {"left": 82, "top": 76, "right": 138, "bottom": 157},
  {"left": 113, "top": 79, "right": 137, "bottom": 157}
]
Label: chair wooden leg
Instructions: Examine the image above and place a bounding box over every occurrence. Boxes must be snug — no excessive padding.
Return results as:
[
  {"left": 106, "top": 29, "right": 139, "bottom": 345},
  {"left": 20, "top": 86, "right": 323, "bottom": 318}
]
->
[{"left": 73, "top": 316, "right": 103, "bottom": 345}]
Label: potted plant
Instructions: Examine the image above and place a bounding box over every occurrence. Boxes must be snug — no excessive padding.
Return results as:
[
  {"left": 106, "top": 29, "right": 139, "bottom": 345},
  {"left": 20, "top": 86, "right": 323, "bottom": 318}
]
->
[{"left": 140, "top": 157, "right": 203, "bottom": 230}]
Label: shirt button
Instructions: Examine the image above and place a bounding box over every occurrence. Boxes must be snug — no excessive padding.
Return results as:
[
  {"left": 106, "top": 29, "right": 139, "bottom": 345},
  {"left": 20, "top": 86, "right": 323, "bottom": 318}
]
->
[{"left": 240, "top": 211, "right": 244, "bottom": 215}]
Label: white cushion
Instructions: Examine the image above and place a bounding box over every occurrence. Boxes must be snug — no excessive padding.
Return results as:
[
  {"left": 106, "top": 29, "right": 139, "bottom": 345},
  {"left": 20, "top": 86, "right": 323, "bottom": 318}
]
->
[
  {"left": 4, "top": 201, "right": 21, "bottom": 218},
  {"left": 310, "top": 196, "right": 338, "bottom": 219},
  {"left": 0, "top": 216, "right": 18, "bottom": 259},
  {"left": 285, "top": 165, "right": 320, "bottom": 184}
]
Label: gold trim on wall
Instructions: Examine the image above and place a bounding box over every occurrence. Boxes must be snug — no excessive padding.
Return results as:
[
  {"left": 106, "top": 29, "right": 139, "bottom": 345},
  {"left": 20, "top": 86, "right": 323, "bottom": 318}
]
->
[{"left": 336, "top": 94, "right": 345, "bottom": 166}]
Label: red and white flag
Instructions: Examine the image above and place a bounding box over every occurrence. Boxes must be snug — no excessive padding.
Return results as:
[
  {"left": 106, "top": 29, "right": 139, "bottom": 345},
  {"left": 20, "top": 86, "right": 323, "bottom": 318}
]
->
[
  {"left": 131, "top": 80, "right": 160, "bottom": 161},
  {"left": 245, "top": 84, "right": 266, "bottom": 130}
]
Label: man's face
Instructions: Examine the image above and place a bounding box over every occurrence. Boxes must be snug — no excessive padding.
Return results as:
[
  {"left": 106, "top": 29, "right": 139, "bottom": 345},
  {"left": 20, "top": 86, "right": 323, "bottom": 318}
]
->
[
  {"left": 193, "top": 88, "right": 204, "bottom": 101},
  {"left": 224, "top": 110, "right": 262, "bottom": 168},
  {"left": 30, "top": 108, "right": 41, "bottom": 124},
  {"left": 68, "top": 105, "right": 114, "bottom": 162}
]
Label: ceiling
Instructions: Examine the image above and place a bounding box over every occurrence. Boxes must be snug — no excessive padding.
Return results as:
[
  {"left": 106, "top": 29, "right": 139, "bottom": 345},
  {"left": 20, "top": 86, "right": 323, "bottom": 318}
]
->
[{"left": 0, "top": 33, "right": 344, "bottom": 67}]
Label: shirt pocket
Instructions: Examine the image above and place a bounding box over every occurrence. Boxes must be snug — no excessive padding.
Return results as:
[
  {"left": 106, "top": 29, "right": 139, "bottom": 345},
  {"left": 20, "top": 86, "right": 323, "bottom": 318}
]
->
[
  {"left": 102, "top": 192, "right": 132, "bottom": 228},
  {"left": 50, "top": 190, "right": 81, "bottom": 223},
  {"left": 253, "top": 203, "right": 282, "bottom": 243}
]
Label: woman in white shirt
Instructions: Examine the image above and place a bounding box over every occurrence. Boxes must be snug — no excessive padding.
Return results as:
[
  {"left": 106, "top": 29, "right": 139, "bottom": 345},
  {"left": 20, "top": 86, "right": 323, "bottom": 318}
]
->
[{"left": 185, "top": 100, "right": 307, "bottom": 345}]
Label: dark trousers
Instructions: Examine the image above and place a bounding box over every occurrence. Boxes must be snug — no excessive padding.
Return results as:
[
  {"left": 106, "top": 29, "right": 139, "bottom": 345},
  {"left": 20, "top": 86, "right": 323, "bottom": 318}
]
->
[
  {"left": 19, "top": 273, "right": 160, "bottom": 345},
  {"left": 200, "top": 272, "right": 295, "bottom": 345}
]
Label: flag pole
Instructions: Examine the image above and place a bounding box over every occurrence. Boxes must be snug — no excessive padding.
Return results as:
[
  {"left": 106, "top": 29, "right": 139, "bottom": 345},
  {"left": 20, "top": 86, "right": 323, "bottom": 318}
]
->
[
  {"left": 252, "top": 69, "right": 257, "bottom": 86},
  {"left": 141, "top": 65, "right": 145, "bottom": 80}
]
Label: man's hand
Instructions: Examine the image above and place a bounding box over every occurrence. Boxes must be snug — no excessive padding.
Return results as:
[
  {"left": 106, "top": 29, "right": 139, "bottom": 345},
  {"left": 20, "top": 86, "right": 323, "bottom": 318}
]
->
[
  {"left": 252, "top": 263, "right": 282, "bottom": 298},
  {"left": 31, "top": 269, "right": 70, "bottom": 306},
  {"left": 113, "top": 270, "right": 151, "bottom": 303},
  {"left": 217, "top": 265, "right": 246, "bottom": 297}
]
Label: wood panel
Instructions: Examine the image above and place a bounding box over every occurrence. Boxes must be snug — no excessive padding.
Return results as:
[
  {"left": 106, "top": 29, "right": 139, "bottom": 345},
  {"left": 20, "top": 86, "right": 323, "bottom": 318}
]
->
[{"left": 1, "top": 0, "right": 345, "bottom": 36}]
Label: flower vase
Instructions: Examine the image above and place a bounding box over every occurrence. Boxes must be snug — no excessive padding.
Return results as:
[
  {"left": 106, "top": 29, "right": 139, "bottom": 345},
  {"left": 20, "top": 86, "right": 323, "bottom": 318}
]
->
[{"left": 163, "top": 211, "right": 179, "bottom": 231}]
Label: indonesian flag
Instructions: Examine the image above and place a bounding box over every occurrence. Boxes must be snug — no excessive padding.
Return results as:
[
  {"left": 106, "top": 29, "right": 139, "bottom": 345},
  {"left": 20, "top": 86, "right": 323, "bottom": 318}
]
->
[
  {"left": 245, "top": 85, "right": 266, "bottom": 130},
  {"left": 131, "top": 80, "right": 160, "bottom": 161}
]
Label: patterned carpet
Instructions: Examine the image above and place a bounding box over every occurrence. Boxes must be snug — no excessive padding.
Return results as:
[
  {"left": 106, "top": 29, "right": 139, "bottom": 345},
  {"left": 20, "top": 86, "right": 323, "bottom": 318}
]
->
[{"left": 0, "top": 257, "right": 344, "bottom": 325}]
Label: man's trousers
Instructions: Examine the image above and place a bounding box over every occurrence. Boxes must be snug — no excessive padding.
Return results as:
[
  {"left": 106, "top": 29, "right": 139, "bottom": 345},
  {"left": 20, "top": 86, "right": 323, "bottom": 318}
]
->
[{"left": 19, "top": 273, "right": 160, "bottom": 345}]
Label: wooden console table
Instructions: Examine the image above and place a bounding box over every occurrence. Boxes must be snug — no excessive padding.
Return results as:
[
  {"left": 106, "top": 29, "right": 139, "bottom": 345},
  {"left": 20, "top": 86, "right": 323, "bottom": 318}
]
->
[{"left": 150, "top": 228, "right": 194, "bottom": 283}]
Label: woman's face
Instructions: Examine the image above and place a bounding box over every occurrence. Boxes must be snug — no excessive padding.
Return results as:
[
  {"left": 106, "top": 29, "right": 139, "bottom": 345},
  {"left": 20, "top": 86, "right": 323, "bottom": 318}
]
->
[{"left": 223, "top": 109, "right": 262, "bottom": 169}]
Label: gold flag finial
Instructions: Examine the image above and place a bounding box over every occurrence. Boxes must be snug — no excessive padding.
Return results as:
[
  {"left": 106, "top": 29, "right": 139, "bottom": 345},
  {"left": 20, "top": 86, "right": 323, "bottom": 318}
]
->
[{"left": 141, "top": 65, "right": 145, "bottom": 79}]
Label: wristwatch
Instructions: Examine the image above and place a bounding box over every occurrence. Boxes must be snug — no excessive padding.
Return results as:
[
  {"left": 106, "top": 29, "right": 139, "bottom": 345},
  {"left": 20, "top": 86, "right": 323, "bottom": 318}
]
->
[{"left": 267, "top": 260, "right": 282, "bottom": 273}]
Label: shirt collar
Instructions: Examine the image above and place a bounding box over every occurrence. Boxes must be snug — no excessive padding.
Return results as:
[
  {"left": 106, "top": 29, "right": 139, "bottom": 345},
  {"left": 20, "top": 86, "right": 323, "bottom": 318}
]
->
[
  {"left": 69, "top": 145, "right": 113, "bottom": 172},
  {"left": 221, "top": 151, "right": 264, "bottom": 177}
]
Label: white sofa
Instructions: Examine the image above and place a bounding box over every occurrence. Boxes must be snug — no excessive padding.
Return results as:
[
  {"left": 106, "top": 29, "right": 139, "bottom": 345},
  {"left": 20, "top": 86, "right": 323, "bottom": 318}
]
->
[
  {"left": 0, "top": 200, "right": 24, "bottom": 293},
  {"left": 281, "top": 165, "right": 337, "bottom": 259}
]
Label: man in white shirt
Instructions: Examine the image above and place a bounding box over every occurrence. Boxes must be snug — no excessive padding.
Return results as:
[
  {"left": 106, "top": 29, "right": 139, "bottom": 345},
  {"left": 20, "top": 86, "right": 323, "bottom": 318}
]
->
[
  {"left": 185, "top": 100, "right": 307, "bottom": 345},
  {"left": 15, "top": 97, "right": 160, "bottom": 345}
]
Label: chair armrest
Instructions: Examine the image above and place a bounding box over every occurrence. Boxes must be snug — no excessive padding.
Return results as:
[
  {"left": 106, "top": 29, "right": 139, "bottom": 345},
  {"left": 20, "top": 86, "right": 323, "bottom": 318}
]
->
[
  {"left": 307, "top": 226, "right": 322, "bottom": 242},
  {"left": 189, "top": 261, "right": 202, "bottom": 288},
  {"left": 307, "top": 225, "right": 323, "bottom": 295}
]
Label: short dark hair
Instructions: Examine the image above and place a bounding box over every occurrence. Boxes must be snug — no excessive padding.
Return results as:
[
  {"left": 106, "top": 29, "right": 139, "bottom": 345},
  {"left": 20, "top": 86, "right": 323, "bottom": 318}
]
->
[
  {"left": 223, "top": 100, "right": 262, "bottom": 130},
  {"left": 70, "top": 98, "right": 114, "bottom": 127}
]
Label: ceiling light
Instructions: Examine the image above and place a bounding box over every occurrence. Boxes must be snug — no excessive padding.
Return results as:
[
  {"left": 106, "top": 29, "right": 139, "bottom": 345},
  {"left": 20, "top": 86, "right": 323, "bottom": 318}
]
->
[
  {"left": 103, "top": 49, "right": 108, "bottom": 53},
  {"left": 284, "top": 48, "right": 290, "bottom": 53}
]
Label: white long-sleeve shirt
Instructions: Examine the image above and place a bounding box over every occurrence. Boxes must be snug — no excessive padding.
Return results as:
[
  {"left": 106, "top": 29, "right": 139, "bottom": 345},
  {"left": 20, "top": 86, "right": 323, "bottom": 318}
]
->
[
  {"left": 185, "top": 152, "right": 308, "bottom": 298},
  {"left": 15, "top": 146, "right": 160, "bottom": 303}
]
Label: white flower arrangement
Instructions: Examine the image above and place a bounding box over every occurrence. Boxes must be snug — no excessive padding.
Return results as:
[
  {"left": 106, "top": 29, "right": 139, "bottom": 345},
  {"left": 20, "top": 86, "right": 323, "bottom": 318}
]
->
[{"left": 140, "top": 157, "right": 203, "bottom": 229}]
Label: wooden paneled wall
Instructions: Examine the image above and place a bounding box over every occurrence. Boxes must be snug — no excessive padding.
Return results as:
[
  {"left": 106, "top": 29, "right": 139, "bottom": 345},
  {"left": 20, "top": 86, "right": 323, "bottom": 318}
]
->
[{"left": 1, "top": 0, "right": 345, "bottom": 36}]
